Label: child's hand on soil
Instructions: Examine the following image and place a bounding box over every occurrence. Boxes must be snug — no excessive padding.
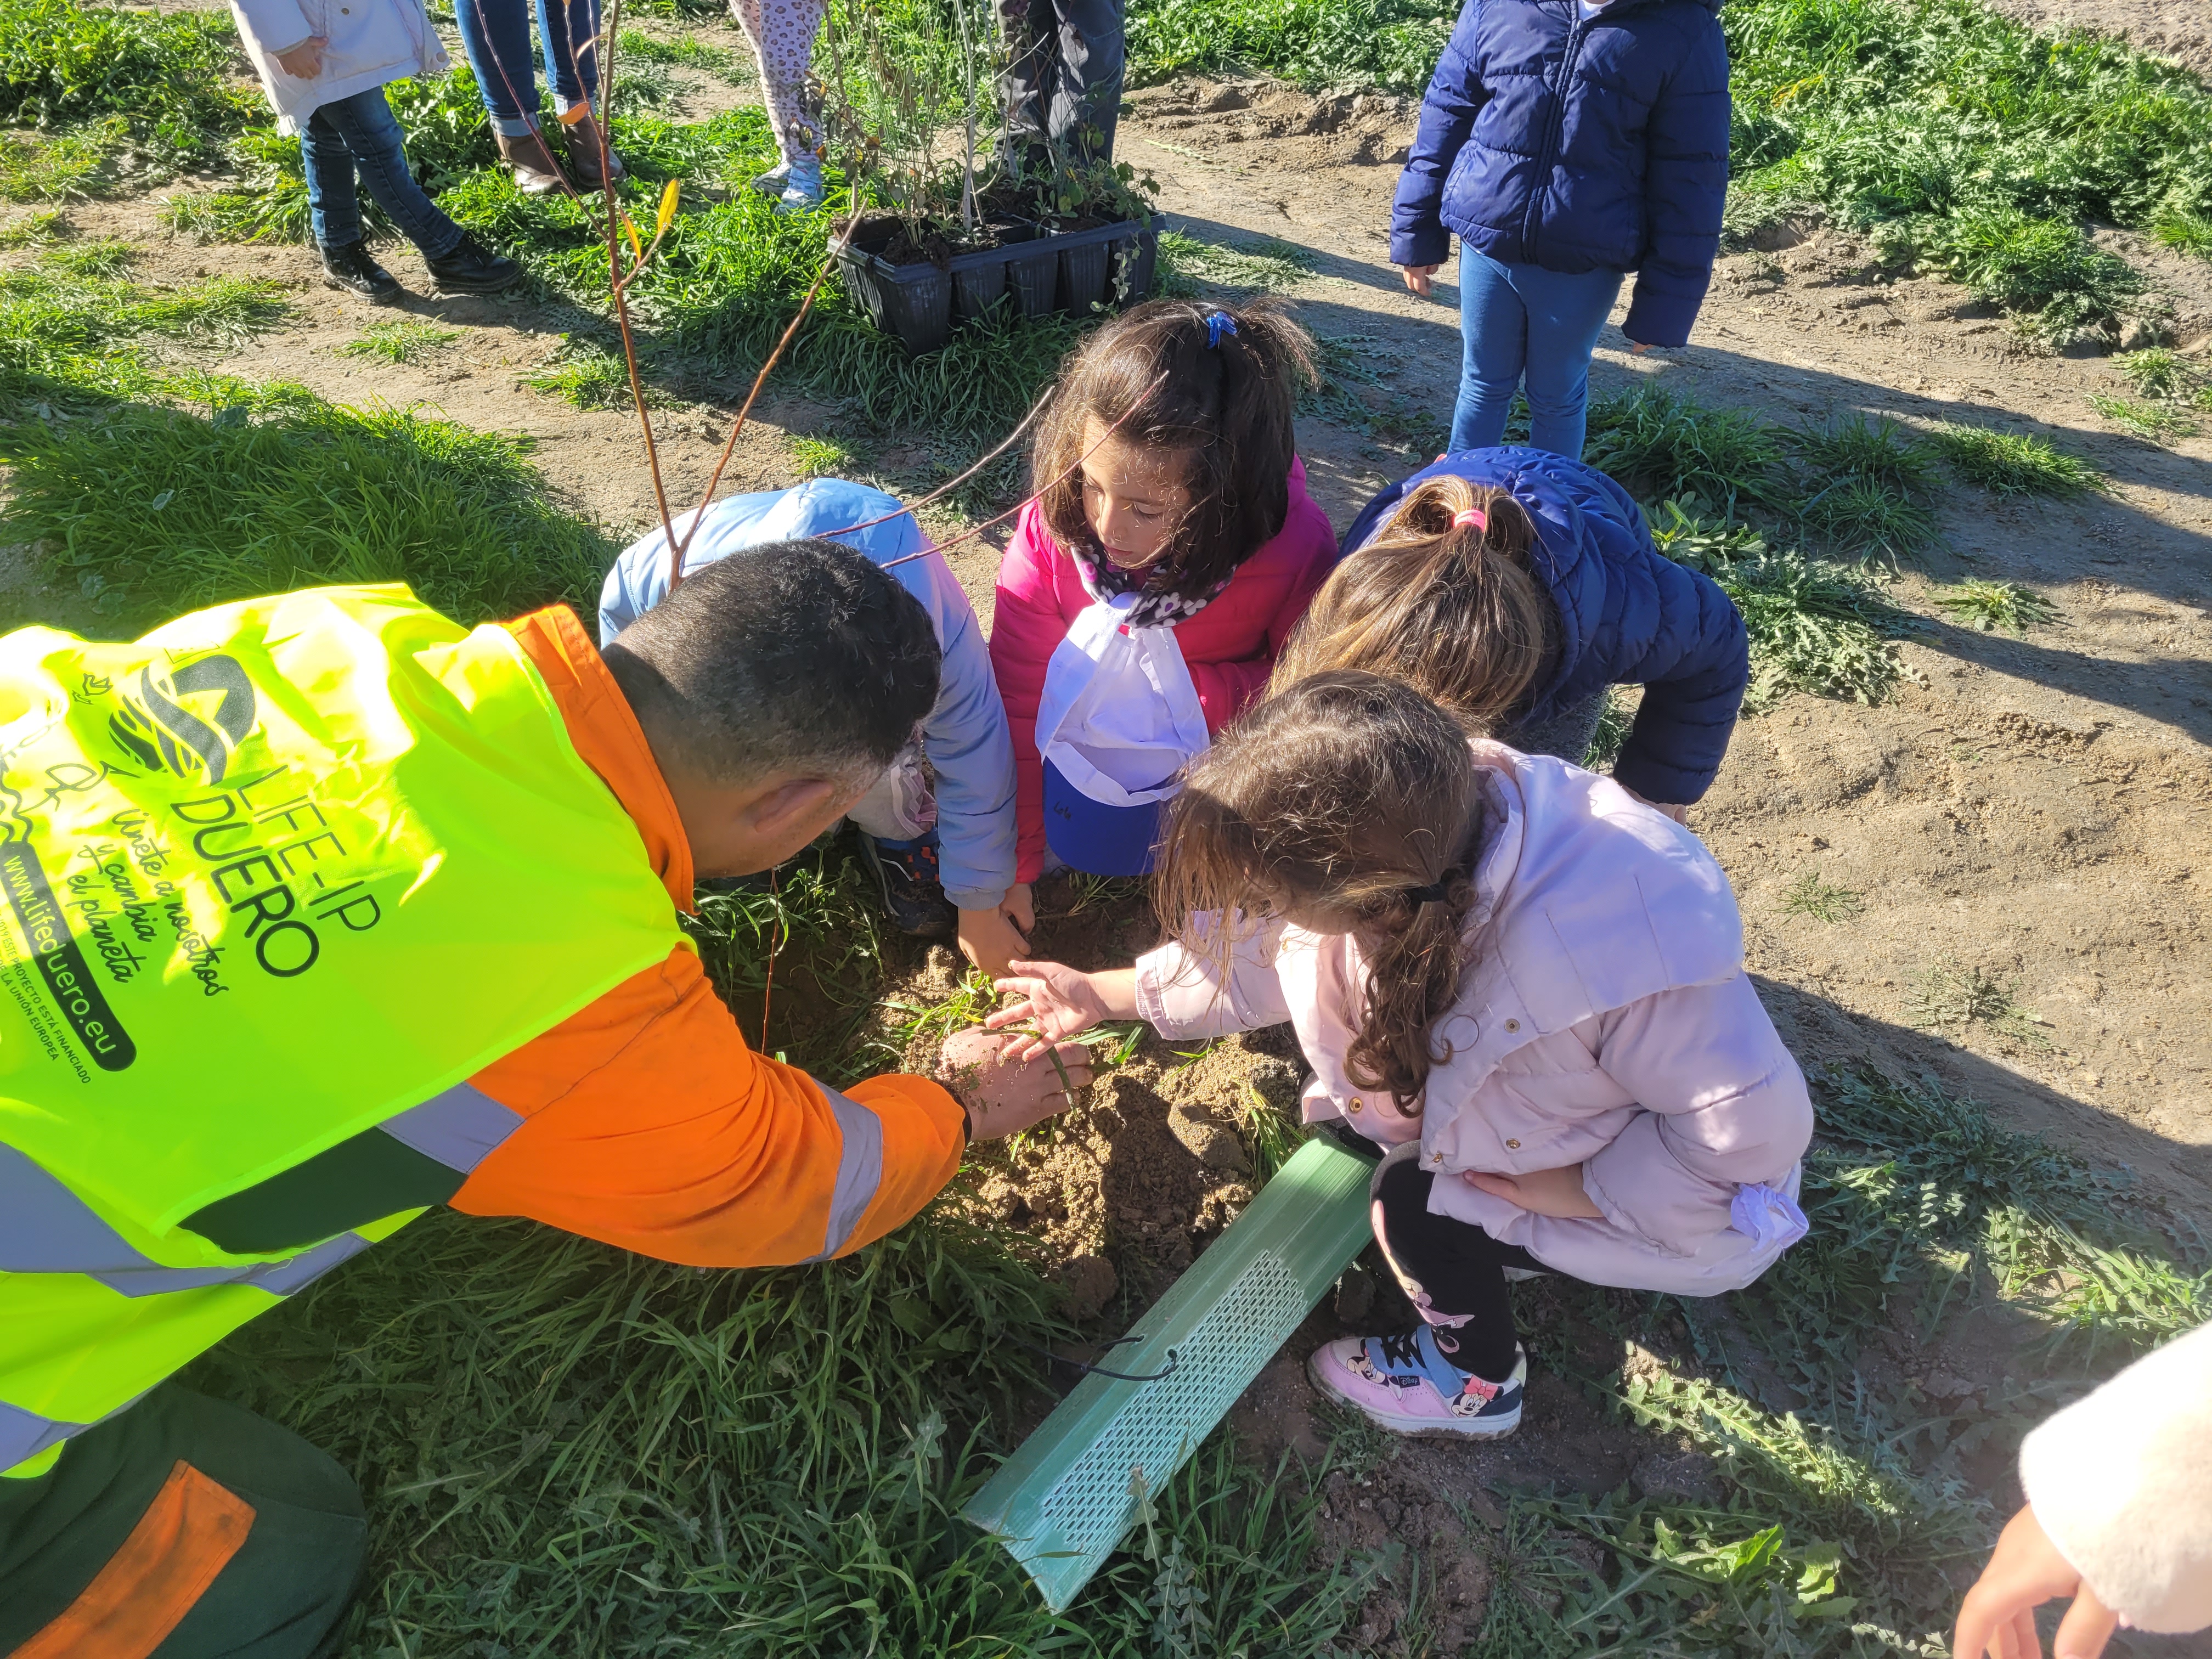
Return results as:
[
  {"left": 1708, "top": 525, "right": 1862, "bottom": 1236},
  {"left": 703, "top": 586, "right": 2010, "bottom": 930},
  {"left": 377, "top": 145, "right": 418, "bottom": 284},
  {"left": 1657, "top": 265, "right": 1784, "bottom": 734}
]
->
[
  {"left": 273, "top": 35, "right": 327, "bottom": 77},
  {"left": 956, "top": 906, "right": 1028, "bottom": 983},
  {"left": 938, "top": 1026, "right": 1092, "bottom": 1141},
  {"left": 987, "top": 960, "right": 1110, "bottom": 1060},
  {"left": 1463, "top": 1163, "right": 1604, "bottom": 1219},
  {"left": 1954, "top": 1503, "right": 2119, "bottom": 1659}
]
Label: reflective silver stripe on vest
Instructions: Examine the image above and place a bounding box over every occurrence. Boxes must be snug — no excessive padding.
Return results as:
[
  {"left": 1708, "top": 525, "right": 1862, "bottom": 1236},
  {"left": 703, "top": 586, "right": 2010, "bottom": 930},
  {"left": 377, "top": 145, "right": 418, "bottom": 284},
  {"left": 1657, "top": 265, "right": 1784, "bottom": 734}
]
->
[
  {"left": 808, "top": 1082, "right": 884, "bottom": 1261},
  {"left": 0, "top": 1079, "right": 513, "bottom": 1296},
  {"left": 0, "top": 1397, "right": 89, "bottom": 1475},
  {"left": 380, "top": 1082, "right": 524, "bottom": 1173}
]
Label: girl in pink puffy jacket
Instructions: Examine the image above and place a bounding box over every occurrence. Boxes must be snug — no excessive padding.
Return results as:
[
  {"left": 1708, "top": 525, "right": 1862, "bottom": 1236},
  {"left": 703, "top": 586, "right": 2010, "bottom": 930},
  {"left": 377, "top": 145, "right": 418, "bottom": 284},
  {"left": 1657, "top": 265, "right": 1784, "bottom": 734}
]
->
[
  {"left": 987, "top": 298, "right": 1338, "bottom": 929},
  {"left": 991, "top": 672, "right": 1813, "bottom": 1440}
]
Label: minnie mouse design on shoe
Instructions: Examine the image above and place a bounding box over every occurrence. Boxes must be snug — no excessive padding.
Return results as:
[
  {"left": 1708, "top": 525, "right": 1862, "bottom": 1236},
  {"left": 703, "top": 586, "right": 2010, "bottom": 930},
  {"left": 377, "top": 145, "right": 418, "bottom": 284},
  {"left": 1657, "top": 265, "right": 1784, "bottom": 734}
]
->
[{"left": 1307, "top": 1325, "right": 1525, "bottom": 1438}]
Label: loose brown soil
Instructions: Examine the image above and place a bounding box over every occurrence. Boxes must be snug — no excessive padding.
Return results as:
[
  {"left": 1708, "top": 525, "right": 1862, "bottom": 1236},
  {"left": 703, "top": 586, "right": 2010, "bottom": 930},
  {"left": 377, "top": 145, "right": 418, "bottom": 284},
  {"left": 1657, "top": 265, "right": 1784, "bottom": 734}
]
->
[{"left": 5, "top": 4, "right": 2212, "bottom": 1646}]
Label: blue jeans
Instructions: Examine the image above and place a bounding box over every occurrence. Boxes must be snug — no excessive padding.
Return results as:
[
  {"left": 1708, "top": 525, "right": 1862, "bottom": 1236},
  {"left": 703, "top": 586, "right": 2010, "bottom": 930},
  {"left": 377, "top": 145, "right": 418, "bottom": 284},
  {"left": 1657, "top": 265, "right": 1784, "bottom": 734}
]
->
[
  {"left": 1452, "top": 247, "right": 1626, "bottom": 459},
  {"left": 304, "top": 87, "right": 464, "bottom": 258},
  {"left": 452, "top": 0, "right": 601, "bottom": 136}
]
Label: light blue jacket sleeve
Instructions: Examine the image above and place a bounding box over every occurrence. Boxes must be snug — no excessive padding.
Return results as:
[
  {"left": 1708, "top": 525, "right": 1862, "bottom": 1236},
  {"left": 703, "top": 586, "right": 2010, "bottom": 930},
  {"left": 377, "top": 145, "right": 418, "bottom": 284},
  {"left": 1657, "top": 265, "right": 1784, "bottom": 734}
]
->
[{"left": 599, "top": 481, "right": 1019, "bottom": 911}]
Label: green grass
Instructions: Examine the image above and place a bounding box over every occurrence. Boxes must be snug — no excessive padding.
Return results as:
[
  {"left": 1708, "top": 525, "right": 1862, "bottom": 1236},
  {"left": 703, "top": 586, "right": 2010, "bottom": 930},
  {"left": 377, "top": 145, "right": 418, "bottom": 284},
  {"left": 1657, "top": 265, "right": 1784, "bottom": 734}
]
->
[
  {"left": 0, "top": 203, "right": 61, "bottom": 244},
  {"left": 0, "top": 118, "right": 117, "bottom": 201},
  {"left": 1781, "top": 868, "right": 1864, "bottom": 922},
  {"left": 1926, "top": 422, "right": 2106, "bottom": 496},
  {"left": 1585, "top": 383, "right": 1788, "bottom": 516},
  {"left": 2155, "top": 211, "right": 2212, "bottom": 259},
  {"left": 2112, "top": 347, "right": 2197, "bottom": 400},
  {"left": 338, "top": 319, "right": 460, "bottom": 365},
  {"left": 1933, "top": 578, "right": 2058, "bottom": 634},
  {"left": 618, "top": 26, "right": 744, "bottom": 78},
  {"left": 791, "top": 433, "right": 860, "bottom": 476},
  {"left": 2087, "top": 390, "right": 2198, "bottom": 442},
  {"left": 1156, "top": 228, "right": 1318, "bottom": 295},
  {"left": 1908, "top": 960, "right": 2054, "bottom": 1051},
  {"left": 0, "top": 381, "right": 612, "bottom": 631}
]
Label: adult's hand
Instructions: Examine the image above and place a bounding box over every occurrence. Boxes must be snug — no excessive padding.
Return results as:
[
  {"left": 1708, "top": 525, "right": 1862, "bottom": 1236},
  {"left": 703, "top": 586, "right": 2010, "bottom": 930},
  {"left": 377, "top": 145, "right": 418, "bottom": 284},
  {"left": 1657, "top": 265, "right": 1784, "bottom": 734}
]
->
[
  {"left": 1955, "top": 1504, "right": 2120, "bottom": 1659},
  {"left": 1401, "top": 263, "right": 1440, "bottom": 300},
  {"left": 1463, "top": 1163, "right": 1604, "bottom": 1219},
  {"left": 939, "top": 1025, "right": 1091, "bottom": 1140},
  {"left": 273, "top": 36, "right": 327, "bottom": 78}
]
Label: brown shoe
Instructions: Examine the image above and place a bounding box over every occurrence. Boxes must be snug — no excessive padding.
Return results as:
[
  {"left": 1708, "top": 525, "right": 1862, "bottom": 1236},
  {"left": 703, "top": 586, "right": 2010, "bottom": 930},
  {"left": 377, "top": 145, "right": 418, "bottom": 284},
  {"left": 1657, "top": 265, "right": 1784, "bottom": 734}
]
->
[
  {"left": 564, "top": 114, "right": 627, "bottom": 188},
  {"left": 495, "top": 126, "right": 568, "bottom": 195}
]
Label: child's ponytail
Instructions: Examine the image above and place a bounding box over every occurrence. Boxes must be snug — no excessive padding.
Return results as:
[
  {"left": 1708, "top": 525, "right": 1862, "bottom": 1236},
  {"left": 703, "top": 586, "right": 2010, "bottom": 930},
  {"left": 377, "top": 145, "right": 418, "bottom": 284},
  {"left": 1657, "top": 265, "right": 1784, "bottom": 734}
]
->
[
  {"left": 1155, "top": 671, "right": 1484, "bottom": 1111},
  {"left": 1032, "top": 298, "right": 1317, "bottom": 595},
  {"left": 1272, "top": 474, "right": 1554, "bottom": 733}
]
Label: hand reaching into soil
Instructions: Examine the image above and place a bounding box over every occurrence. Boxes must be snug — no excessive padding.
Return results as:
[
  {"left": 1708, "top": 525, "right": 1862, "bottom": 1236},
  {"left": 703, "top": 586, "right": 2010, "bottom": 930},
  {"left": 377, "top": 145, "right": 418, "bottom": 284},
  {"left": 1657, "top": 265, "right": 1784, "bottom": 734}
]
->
[
  {"left": 1463, "top": 1163, "right": 1604, "bottom": 1219},
  {"left": 988, "top": 961, "right": 1139, "bottom": 1061},
  {"left": 1954, "top": 1505, "right": 2119, "bottom": 1659},
  {"left": 938, "top": 1026, "right": 1093, "bottom": 1140}
]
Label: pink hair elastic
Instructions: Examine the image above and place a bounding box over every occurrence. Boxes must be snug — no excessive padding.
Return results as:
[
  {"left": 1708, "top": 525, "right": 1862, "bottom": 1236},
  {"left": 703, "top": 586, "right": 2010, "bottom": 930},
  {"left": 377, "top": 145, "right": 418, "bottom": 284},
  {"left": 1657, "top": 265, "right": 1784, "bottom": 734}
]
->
[{"left": 1452, "top": 508, "right": 1488, "bottom": 532}]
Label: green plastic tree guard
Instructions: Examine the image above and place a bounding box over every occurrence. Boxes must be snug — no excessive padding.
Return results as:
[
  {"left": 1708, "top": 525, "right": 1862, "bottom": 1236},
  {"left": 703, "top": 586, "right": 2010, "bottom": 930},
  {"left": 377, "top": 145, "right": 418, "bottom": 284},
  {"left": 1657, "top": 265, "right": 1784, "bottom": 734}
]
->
[{"left": 962, "top": 1135, "right": 1376, "bottom": 1611}]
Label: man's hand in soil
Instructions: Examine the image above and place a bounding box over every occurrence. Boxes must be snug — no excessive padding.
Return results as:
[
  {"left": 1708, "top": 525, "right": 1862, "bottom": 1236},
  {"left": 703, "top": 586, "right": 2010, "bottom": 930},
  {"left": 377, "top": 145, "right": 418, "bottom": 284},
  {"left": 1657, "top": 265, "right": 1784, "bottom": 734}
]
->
[
  {"left": 1401, "top": 263, "right": 1440, "bottom": 300},
  {"left": 272, "top": 35, "right": 327, "bottom": 77},
  {"left": 957, "top": 904, "right": 1029, "bottom": 984},
  {"left": 1463, "top": 1163, "right": 1604, "bottom": 1219},
  {"left": 1955, "top": 1504, "right": 2120, "bottom": 1659},
  {"left": 988, "top": 962, "right": 1139, "bottom": 1061},
  {"left": 939, "top": 1026, "right": 1092, "bottom": 1141}
]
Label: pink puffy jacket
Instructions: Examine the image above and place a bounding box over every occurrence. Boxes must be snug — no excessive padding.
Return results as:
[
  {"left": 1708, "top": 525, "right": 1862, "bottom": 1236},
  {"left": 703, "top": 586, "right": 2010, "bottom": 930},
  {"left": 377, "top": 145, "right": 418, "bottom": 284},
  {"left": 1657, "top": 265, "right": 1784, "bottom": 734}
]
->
[
  {"left": 988, "top": 460, "right": 1339, "bottom": 884},
  {"left": 1135, "top": 743, "right": 1814, "bottom": 1296}
]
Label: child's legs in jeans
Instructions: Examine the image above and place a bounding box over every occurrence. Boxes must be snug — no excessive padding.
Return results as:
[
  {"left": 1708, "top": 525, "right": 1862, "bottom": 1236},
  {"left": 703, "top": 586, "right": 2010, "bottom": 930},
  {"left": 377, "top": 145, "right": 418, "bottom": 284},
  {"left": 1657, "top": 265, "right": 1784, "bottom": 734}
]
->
[
  {"left": 1373, "top": 1155, "right": 1541, "bottom": 1384},
  {"left": 848, "top": 743, "right": 938, "bottom": 843},
  {"left": 1451, "top": 249, "right": 1624, "bottom": 458},
  {"left": 731, "top": 0, "right": 828, "bottom": 163},
  {"left": 303, "top": 89, "right": 464, "bottom": 258}
]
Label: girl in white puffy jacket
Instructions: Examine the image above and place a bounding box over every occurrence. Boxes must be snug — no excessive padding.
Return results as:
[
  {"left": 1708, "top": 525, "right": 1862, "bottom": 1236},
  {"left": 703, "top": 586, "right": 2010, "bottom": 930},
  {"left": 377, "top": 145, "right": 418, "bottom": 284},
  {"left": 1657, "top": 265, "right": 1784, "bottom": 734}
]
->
[{"left": 229, "top": 0, "right": 522, "bottom": 299}]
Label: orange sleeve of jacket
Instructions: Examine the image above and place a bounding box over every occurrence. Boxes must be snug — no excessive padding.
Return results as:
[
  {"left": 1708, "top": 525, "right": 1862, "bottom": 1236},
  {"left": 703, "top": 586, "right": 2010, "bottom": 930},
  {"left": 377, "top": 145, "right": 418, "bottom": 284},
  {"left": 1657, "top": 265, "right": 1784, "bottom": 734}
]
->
[{"left": 450, "top": 945, "right": 965, "bottom": 1266}]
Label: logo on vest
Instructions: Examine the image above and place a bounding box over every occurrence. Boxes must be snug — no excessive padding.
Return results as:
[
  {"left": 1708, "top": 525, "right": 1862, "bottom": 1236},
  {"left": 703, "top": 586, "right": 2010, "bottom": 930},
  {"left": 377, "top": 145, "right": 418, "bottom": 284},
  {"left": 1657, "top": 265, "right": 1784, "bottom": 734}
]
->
[{"left": 108, "top": 656, "right": 257, "bottom": 783}]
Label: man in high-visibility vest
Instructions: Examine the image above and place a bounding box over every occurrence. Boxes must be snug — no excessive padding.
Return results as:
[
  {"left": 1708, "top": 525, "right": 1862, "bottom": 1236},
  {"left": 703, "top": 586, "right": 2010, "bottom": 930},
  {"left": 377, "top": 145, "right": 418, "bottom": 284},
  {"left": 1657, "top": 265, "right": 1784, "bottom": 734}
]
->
[{"left": 0, "top": 540, "right": 1093, "bottom": 1657}]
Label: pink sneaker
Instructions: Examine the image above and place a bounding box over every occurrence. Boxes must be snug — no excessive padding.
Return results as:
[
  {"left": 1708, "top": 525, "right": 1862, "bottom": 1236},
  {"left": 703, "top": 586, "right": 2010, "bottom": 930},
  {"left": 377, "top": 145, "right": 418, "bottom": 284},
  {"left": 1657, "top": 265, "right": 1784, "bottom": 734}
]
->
[{"left": 1307, "top": 1326, "right": 1526, "bottom": 1438}]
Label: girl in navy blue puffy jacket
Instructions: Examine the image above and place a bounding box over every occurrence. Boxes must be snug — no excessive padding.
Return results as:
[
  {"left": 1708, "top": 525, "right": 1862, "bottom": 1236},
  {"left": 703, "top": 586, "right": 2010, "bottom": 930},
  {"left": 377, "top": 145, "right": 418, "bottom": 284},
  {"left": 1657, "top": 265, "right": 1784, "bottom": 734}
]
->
[
  {"left": 1393, "top": 0, "right": 1731, "bottom": 460},
  {"left": 1279, "top": 448, "right": 1747, "bottom": 811}
]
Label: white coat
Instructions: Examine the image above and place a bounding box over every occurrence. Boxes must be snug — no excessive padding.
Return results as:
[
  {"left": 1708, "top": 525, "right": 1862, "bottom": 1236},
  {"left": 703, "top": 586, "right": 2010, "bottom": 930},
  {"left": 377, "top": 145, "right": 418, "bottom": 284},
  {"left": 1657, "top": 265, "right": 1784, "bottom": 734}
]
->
[{"left": 229, "top": 0, "right": 450, "bottom": 133}]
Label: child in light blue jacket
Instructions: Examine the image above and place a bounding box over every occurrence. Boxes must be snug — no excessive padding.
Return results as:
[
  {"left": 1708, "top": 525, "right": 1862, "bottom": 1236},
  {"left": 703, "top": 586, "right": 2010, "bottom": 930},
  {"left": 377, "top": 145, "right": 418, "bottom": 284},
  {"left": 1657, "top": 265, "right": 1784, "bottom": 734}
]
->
[{"left": 601, "top": 479, "right": 1027, "bottom": 977}]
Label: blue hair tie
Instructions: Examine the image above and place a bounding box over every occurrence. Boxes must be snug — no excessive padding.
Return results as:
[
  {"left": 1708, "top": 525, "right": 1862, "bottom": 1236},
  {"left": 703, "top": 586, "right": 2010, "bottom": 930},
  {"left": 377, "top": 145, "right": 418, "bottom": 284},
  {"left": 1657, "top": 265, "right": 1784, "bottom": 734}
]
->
[{"left": 1205, "top": 311, "right": 1238, "bottom": 349}]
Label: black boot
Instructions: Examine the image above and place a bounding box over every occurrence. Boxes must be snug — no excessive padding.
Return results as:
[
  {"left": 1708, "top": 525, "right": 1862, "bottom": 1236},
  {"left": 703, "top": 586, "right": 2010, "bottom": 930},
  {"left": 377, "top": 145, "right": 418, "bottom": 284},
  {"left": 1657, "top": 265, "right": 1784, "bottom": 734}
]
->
[
  {"left": 320, "top": 241, "right": 401, "bottom": 302},
  {"left": 425, "top": 232, "right": 523, "bottom": 295}
]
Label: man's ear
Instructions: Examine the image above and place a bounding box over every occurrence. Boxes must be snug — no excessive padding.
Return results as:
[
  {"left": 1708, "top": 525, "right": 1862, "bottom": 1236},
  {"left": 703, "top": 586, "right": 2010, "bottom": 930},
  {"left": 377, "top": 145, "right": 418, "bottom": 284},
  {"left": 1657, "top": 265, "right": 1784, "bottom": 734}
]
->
[{"left": 747, "top": 777, "right": 843, "bottom": 842}]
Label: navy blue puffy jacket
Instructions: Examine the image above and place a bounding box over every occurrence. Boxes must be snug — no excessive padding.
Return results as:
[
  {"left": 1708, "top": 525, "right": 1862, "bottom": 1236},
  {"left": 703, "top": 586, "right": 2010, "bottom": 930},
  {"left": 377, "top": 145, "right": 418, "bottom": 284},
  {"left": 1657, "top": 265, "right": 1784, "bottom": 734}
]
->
[
  {"left": 1341, "top": 448, "right": 1747, "bottom": 803},
  {"left": 1391, "top": 0, "right": 1731, "bottom": 349}
]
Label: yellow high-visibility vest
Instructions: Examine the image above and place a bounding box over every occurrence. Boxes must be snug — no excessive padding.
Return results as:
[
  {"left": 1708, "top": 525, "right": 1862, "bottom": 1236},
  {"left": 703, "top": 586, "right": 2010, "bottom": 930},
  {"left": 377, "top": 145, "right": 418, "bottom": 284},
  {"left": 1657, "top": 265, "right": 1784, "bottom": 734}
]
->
[{"left": 0, "top": 586, "right": 687, "bottom": 1476}]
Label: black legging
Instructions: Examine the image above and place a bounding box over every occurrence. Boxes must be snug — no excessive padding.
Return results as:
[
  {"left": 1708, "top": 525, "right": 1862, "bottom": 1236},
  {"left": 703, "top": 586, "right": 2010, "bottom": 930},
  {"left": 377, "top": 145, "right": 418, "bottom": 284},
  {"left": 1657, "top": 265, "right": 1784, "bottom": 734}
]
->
[{"left": 1374, "top": 1155, "right": 1543, "bottom": 1384}]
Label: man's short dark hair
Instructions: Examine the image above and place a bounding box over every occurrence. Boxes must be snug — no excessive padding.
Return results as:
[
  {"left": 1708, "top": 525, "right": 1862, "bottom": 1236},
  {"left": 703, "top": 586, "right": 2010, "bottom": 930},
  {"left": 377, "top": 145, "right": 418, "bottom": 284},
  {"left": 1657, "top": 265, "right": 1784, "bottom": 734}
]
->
[{"left": 601, "top": 537, "right": 940, "bottom": 787}]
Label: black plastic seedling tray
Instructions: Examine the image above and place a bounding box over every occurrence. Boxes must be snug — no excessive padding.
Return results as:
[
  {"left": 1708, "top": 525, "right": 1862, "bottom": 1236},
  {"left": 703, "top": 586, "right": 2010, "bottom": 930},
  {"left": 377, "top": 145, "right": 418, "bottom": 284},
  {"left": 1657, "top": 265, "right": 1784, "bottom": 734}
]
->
[{"left": 834, "top": 217, "right": 1159, "bottom": 354}]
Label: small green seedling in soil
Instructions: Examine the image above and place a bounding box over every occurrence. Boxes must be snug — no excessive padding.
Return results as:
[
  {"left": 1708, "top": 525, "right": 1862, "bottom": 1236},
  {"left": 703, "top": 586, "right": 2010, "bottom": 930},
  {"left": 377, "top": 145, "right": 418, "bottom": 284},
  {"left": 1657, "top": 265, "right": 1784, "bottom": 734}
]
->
[
  {"left": 1933, "top": 578, "right": 2058, "bottom": 634},
  {"left": 2087, "top": 392, "right": 2197, "bottom": 443},
  {"left": 791, "top": 433, "right": 857, "bottom": 476},
  {"left": 1781, "top": 869, "right": 1862, "bottom": 924},
  {"left": 1908, "top": 960, "right": 2053, "bottom": 1050},
  {"left": 340, "top": 319, "right": 460, "bottom": 364},
  {"left": 2112, "top": 348, "right": 2194, "bottom": 400},
  {"left": 1236, "top": 1080, "right": 1306, "bottom": 1181},
  {"left": 1926, "top": 424, "right": 2106, "bottom": 498}
]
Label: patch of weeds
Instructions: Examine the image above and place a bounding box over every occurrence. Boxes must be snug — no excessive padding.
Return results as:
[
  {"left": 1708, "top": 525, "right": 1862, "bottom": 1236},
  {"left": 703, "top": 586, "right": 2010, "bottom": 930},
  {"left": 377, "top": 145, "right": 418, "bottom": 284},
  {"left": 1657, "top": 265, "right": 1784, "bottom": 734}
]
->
[
  {"left": 0, "top": 0, "right": 254, "bottom": 177},
  {"left": 1649, "top": 501, "right": 1915, "bottom": 711},
  {"left": 2087, "top": 390, "right": 2197, "bottom": 442},
  {"left": 1156, "top": 229, "right": 1316, "bottom": 294},
  {"left": 35, "top": 232, "right": 127, "bottom": 276},
  {"left": 1908, "top": 959, "right": 2053, "bottom": 1049},
  {"left": 1915, "top": 205, "right": 2147, "bottom": 346},
  {"left": 1786, "top": 411, "right": 1942, "bottom": 495},
  {"left": 0, "top": 120, "right": 119, "bottom": 202},
  {"left": 338, "top": 319, "right": 460, "bottom": 364},
  {"left": 1299, "top": 328, "right": 1445, "bottom": 456},
  {"left": 1793, "top": 471, "right": 1940, "bottom": 559},
  {"left": 1128, "top": 0, "right": 1455, "bottom": 92},
  {"left": 524, "top": 334, "right": 651, "bottom": 408},
  {"left": 1585, "top": 383, "right": 1787, "bottom": 514},
  {"left": 2112, "top": 347, "right": 2196, "bottom": 399},
  {"left": 791, "top": 432, "right": 858, "bottom": 475},
  {"left": 1932, "top": 578, "right": 2057, "bottom": 634},
  {"left": 1926, "top": 422, "right": 2104, "bottom": 496},
  {"left": 161, "top": 128, "right": 320, "bottom": 245},
  {"left": 0, "top": 205, "right": 64, "bottom": 245},
  {"left": 1781, "top": 868, "right": 1863, "bottom": 922},
  {"left": 0, "top": 379, "right": 611, "bottom": 631},
  {"left": 618, "top": 27, "right": 741, "bottom": 78},
  {"left": 1234, "top": 1079, "right": 1306, "bottom": 1180},
  {"left": 882, "top": 964, "right": 999, "bottom": 1056},
  {"left": 2153, "top": 211, "right": 2212, "bottom": 260}
]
